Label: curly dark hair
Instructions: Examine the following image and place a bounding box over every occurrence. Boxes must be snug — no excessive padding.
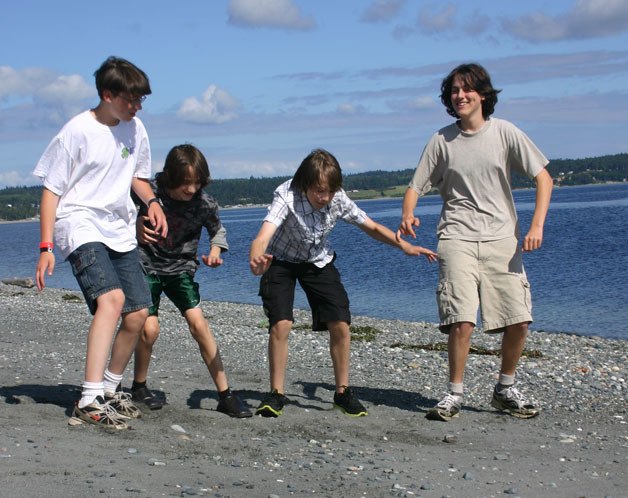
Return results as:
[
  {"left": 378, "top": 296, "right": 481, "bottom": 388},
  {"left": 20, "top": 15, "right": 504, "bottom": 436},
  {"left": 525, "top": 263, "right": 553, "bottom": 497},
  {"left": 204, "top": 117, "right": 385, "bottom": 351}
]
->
[{"left": 440, "top": 63, "right": 501, "bottom": 119}]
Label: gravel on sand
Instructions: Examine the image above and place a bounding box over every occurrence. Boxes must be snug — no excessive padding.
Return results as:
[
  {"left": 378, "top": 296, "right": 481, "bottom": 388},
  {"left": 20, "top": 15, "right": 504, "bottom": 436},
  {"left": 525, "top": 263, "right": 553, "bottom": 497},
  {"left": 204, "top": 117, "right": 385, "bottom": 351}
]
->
[{"left": 0, "top": 283, "right": 626, "bottom": 497}]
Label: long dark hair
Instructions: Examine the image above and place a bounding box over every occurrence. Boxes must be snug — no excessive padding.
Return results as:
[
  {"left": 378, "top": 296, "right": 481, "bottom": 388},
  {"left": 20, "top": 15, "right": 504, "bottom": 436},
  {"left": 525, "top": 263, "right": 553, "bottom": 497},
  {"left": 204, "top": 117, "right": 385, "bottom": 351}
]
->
[{"left": 440, "top": 63, "right": 501, "bottom": 119}]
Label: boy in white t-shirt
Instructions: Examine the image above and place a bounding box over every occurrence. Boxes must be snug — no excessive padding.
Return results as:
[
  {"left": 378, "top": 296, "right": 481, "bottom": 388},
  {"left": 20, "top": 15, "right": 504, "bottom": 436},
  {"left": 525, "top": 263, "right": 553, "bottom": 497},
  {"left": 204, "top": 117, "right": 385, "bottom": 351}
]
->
[
  {"left": 398, "top": 63, "right": 553, "bottom": 421},
  {"left": 34, "top": 56, "right": 168, "bottom": 430}
]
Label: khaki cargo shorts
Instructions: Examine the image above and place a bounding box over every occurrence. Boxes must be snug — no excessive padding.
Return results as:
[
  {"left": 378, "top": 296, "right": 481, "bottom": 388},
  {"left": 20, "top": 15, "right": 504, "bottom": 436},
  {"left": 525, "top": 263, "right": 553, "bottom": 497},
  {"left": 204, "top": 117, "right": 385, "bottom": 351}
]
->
[{"left": 436, "top": 237, "right": 532, "bottom": 334}]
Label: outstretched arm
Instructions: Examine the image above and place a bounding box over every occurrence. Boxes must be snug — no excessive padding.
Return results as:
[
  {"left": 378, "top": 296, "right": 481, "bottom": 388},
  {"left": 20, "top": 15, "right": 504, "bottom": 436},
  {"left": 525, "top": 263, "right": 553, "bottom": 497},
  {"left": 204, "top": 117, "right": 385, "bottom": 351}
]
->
[
  {"left": 523, "top": 168, "right": 553, "bottom": 252},
  {"left": 249, "top": 221, "right": 278, "bottom": 275},
  {"left": 131, "top": 178, "right": 168, "bottom": 238},
  {"left": 359, "top": 216, "right": 437, "bottom": 262},
  {"left": 36, "top": 188, "right": 60, "bottom": 291},
  {"left": 396, "top": 187, "right": 421, "bottom": 240}
]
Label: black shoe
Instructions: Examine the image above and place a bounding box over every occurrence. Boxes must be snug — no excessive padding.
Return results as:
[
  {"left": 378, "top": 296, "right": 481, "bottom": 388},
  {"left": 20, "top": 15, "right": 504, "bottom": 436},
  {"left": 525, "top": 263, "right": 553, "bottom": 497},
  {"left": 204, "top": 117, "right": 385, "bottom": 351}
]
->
[
  {"left": 255, "top": 390, "right": 288, "bottom": 417},
  {"left": 131, "top": 384, "right": 165, "bottom": 411},
  {"left": 216, "top": 392, "right": 253, "bottom": 418},
  {"left": 333, "top": 387, "right": 368, "bottom": 417}
]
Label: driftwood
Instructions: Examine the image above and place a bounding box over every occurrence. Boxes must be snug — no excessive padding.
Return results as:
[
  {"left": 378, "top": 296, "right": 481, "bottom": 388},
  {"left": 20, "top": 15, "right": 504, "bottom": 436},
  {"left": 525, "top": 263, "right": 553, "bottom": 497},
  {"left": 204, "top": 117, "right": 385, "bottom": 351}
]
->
[{"left": 2, "top": 277, "right": 36, "bottom": 289}]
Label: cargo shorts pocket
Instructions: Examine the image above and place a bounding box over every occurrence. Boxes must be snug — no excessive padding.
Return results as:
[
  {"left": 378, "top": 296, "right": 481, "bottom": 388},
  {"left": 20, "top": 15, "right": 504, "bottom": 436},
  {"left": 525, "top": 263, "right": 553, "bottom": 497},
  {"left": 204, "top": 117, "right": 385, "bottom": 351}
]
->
[
  {"left": 69, "top": 248, "right": 104, "bottom": 291},
  {"left": 436, "top": 281, "right": 452, "bottom": 319},
  {"left": 521, "top": 277, "right": 532, "bottom": 313}
]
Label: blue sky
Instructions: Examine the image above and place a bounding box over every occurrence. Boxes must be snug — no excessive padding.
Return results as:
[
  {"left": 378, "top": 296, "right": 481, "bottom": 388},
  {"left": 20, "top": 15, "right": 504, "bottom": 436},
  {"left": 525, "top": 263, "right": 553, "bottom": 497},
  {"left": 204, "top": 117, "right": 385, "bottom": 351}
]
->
[{"left": 1, "top": 0, "right": 627, "bottom": 187}]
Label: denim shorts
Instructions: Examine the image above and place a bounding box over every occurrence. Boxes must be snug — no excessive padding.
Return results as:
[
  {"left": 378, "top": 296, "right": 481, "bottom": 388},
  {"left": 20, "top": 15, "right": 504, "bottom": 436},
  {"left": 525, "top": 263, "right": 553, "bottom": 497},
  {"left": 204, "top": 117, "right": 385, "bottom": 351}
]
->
[
  {"left": 436, "top": 237, "right": 532, "bottom": 334},
  {"left": 259, "top": 258, "right": 351, "bottom": 331},
  {"left": 67, "top": 242, "right": 151, "bottom": 316},
  {"left": 146, "top": 273, "right": 201, "bottom": 316}
]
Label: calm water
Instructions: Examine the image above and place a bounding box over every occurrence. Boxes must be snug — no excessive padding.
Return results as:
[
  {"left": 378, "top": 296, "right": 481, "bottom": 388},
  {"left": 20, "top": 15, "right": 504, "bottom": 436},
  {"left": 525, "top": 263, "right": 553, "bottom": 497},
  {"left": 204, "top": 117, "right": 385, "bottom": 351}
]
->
[{"left": 2, "top": 183, "right": 627, "bottom": 340}]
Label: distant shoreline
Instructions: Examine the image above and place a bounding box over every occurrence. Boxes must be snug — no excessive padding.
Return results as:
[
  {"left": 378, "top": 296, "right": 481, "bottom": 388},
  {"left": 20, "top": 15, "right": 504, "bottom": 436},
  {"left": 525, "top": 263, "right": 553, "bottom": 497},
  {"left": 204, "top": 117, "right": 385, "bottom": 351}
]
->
[{"left": 1, "top": 181, "right": 625, "bottom": 225}]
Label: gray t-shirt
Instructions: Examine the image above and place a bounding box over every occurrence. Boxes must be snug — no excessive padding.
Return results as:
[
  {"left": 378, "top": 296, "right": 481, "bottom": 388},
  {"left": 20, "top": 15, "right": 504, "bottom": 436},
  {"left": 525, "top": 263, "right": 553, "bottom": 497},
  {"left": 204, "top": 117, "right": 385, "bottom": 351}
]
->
[{"left": 409, "top": 117, "right": 548, "bottom": 241}]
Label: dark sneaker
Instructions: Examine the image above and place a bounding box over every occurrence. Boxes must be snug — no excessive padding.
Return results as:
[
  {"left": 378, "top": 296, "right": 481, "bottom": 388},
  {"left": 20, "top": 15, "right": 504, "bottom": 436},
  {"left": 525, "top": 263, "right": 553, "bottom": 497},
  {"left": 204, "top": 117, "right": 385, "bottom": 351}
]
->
[
  {"left": 217, "top": 392, "right": 253, "bottom": 418},
  {"left": 333, "top": 387, "right": 368, "bottom": 417},
  {"left": 255, "top": 390, "right": 288, "bottom": 417},
  {"left": 491, "top": 385, "right": 539, "bottom": 419},
  {"left": 105, "top": 385, "right": 142, "bottom": 419},
  {"left": 72, "top": 396, "right": 129, "bottom": 430},
  {"left": 426, "top": 392, "right": 462, "bottom": 421},
  {"left": 131, "top": 384, "right": 165, "bottom": 411}
]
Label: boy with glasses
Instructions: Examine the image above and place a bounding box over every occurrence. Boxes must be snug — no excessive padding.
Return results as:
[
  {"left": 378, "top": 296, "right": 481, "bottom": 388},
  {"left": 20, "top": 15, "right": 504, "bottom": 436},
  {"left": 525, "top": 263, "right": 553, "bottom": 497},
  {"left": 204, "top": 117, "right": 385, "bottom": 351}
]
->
[{"left": 34, "top": 56, "right": 167, "bottom": 430}]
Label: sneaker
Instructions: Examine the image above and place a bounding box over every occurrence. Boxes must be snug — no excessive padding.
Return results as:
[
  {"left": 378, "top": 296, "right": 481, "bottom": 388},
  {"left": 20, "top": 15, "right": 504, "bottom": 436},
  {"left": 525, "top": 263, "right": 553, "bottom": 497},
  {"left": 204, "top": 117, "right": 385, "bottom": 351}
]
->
[
  {"left": 131, "top": 384, "right": 165, "bottom": 411},
  {"left": 333, "top": 387, "right": 368, "bottom": 417},
  {"left": 491, "top": 385, "right": 539, "bottom": 419},
  {"left": 255, "top": 390, "right": 288, "bottom": 417},
  {"left": 217, "top": 392, "right": 253, "bottom": 418},
  {"left": 426, "top": 392, "right": 462, "bottom": 421},
  {"left": 72, "top": 396, "right": 129, "bottom": 430},
  {"left": 105, "top": 385, "right": 142, "bottom": 419}
]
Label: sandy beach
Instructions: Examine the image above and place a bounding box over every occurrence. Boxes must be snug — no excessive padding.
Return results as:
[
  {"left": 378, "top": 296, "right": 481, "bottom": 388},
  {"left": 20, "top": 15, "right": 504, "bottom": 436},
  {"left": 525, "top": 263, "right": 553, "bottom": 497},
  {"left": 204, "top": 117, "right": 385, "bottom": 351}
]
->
[{"left": 0, "top": 282, "right": 626, "bottom": 497}]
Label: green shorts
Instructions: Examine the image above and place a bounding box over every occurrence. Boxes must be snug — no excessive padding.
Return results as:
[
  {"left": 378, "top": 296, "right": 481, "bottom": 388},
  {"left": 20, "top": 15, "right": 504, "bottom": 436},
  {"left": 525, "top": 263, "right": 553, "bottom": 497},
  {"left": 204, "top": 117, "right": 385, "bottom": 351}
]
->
[
  {"left": 146, "top": 273, "right": 201, "bottom": 316},
  {"left": 436, "top": 237, "right": 532, "bottom": 334}
]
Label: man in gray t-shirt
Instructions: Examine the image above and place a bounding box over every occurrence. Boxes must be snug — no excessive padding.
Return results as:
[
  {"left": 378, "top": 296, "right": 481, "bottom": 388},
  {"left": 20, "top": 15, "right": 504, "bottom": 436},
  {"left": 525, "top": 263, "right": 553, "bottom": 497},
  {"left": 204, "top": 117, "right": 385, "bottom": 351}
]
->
[{"left": 398, "top": 63, "right": 553, "bottom": 422}]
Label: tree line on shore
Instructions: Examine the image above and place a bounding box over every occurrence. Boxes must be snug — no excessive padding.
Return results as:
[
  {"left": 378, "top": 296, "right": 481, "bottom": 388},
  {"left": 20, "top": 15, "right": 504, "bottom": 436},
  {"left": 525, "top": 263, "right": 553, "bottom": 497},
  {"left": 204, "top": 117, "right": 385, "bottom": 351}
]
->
[{"left": 1, "top": 153, "right": 626, "bottom": 222}]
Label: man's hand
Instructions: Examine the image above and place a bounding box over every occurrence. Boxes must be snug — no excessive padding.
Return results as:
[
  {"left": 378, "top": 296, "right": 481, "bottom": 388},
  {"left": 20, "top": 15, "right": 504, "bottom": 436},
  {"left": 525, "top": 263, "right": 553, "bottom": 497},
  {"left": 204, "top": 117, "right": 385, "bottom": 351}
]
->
[{"left": 396, "top": 215, "right": 421, "bottom": 241}]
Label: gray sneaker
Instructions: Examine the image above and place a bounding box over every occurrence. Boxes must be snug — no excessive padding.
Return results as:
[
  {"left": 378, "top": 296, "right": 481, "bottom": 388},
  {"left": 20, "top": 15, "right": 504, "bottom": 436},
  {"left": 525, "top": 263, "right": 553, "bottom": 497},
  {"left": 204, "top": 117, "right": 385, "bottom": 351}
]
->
[
  {"left": 105, "top": 385, "right": 142, "bottom": 419},
  {"left": 491, "top": 385, "right": 539, "bottom": 419},
  {"left": 72, "top": 396, "right": 129, "bottom": 430},
  {"left": 426, "top": 392, "right": 462, "bottom": 421}
]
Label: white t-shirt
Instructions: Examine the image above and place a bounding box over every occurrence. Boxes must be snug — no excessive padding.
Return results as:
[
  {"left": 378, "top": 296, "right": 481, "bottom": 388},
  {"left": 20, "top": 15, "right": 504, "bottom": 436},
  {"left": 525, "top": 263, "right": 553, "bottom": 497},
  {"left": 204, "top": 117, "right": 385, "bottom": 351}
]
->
[
  {"left": 409, "top": 117, "right": 548, "bottom": 241},
  {"left": 33, "top": 110, "right": 151, "bottom": 259}
]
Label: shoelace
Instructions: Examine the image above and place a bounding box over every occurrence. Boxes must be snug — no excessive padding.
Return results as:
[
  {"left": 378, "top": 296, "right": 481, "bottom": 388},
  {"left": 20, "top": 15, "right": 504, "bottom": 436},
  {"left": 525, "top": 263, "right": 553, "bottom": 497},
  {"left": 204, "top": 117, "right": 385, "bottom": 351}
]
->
[
  {"left": 438, "top": 392, "right": 461, "bottom": 409},
  {"left": 100, "top": 401, "right": 127, "bottom": 422}
]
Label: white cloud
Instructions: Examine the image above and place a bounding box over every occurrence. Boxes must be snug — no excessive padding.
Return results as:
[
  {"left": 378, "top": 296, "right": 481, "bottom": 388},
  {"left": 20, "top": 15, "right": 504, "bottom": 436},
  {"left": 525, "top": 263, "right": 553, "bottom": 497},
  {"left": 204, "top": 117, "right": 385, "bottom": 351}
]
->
[
  {"left": 502, "top": 0, "right": 628, "bottom": 42},
  {"left": 227, "top": 0, "right": 315, "bottom": 30},
  {"left": 36, "top": 75, "right": 94, "bottom": 104},
  {"left": 177, "top": 85, "right": 240, "bottom": 124},
  {"left": 213, "top": 159, "right": 296, "bottom": 179},
  {"left": 0, "top": 66, "right": 59, "bottom": 101},
  {"left": 360, "top": 0, "right": 406, "bottom": 23},
  {"left": 0, "top": 169, "right": 38, "bottom": 187},
  {"left": 336, "top": 103, "right": 365, "bottom": 115},
  {"left": 417, "top": 3, "right": 457, "bottom": 34}
]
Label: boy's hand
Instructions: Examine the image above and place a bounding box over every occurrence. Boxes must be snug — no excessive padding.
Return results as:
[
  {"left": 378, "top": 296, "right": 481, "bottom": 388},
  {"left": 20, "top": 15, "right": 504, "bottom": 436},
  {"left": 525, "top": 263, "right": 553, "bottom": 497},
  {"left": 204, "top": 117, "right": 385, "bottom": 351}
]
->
[
  {"left": 250, "top": 254, "right": 273, "bottom": 275},
  {"left": 400, "top": 241, "right": 438, "bottom": 262},
  {"left": 36, "top": 252, "right": 55, "bottom": 291},
  {"left": 202, "top": 254, "right": 224, "bottom": 268},
  {"left": 522, "top": 226, "right": 544, "bottom": 252},
  {"left": 137, "top": 215, "right": 160, "bottom": 244},
  {"left": 147, "top": 203, "right": 168, "bottom": 238},
  {"left": 396, "top": 215, "right": 421, "bottom": 241}
]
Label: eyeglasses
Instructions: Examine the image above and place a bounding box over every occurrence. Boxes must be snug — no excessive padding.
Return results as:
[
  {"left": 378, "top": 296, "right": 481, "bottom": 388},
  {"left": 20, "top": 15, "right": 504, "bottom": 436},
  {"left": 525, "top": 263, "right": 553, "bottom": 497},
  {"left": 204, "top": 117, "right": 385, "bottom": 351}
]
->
[{"left": 117, "top": 94, "right": 147, "bottom": 106}]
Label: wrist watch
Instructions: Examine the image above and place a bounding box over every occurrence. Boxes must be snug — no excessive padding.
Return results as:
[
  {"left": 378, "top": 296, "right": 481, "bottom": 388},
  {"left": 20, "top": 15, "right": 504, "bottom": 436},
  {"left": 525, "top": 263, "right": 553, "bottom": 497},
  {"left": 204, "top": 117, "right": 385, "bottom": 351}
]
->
[{"left": 147, "top": 197, "right": 163, "bottom": 207}]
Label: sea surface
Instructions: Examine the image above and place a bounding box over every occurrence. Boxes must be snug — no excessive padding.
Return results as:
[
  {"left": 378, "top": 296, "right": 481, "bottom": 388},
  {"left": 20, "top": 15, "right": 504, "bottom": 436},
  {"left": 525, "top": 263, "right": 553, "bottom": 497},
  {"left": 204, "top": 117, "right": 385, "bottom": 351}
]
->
[{"left": 2, "top": 183, "right": 627, "bottom": 340}]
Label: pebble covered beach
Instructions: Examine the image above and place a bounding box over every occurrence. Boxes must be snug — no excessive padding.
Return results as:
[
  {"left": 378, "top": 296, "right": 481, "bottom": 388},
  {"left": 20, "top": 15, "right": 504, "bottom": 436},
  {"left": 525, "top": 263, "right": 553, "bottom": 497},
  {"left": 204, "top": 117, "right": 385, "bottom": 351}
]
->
[{"left": 0, "top": 282, "right": 626, "bottom": 497}]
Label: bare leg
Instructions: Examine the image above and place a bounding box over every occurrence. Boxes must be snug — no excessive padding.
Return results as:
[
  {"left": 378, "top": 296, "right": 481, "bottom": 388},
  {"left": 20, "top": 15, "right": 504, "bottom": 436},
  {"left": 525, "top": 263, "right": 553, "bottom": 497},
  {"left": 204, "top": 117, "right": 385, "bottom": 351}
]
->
[
  {"left": 447, "top": 321, "right": 475, "bottom": 384},
  {"left": 108, "top": 307, "right": 148, "bottom": 376},
  {"left": 500, "top": 322, "right": 529, "bottom": 376},
  {"left": 328, "top": 320, "right": 351, "bottom": 393},
  {"left": 185, "top": 307, "right": 228, "bottom": 392},
  {"left": 134, "top": 315, "right": 160, "bottom": 383},
  {"left": 268, "top": 320, "right": 292, "bottom": 393},
  {"left": 84, "top": 289, "right": 125, "bottom": 382}
]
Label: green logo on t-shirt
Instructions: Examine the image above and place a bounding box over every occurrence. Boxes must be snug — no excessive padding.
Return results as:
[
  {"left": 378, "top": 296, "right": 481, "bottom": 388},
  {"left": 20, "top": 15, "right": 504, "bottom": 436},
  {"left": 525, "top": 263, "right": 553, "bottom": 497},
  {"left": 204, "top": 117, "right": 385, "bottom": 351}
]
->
[{"left": 121, "top": 147, "right": 130, "bottom": 159}]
